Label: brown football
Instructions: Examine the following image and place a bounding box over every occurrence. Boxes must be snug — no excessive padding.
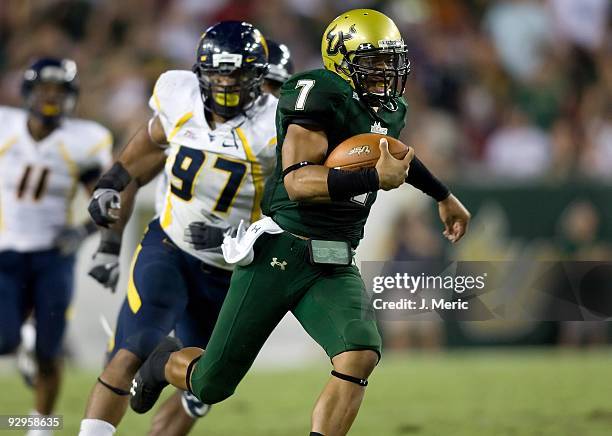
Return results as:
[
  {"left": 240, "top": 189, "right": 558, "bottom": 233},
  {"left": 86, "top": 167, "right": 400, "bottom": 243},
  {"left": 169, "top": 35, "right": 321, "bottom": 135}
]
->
[{"left": 324, "top": 133, "right": 409, "bottom": 170}]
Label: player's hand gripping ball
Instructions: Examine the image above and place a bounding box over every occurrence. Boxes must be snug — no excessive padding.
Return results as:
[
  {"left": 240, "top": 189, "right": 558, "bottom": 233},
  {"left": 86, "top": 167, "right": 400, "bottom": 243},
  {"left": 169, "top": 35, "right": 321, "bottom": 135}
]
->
[{"left": 325, "top": 133, "right": 414, "bottom": 190}]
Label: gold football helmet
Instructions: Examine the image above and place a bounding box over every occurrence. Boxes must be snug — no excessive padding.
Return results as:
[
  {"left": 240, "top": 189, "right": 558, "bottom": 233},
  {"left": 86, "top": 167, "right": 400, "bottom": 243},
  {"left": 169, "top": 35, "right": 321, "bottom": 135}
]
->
[{"left": 321, "top": 9, "right": 410, "bottom": 109}]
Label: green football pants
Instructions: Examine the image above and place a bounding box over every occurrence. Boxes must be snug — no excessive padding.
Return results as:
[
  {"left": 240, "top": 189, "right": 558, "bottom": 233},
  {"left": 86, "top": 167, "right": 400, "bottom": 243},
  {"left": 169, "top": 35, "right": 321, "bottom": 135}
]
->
[{"left": 189, "top": 231, "right": 381, "bottom": 404}]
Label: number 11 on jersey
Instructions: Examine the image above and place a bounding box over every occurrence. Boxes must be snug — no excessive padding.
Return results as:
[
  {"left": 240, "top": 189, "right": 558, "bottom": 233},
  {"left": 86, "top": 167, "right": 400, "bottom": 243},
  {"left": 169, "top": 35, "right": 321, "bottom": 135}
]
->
[{"left": 17, "top": 165, "right": 50, "bottom": 201}]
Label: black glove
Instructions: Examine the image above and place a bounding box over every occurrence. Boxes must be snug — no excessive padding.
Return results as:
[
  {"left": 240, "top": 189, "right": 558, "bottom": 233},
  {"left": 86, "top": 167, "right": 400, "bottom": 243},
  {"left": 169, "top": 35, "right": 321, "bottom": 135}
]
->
[
  {"left": 88, "top": 188, "right": 121, "bottom": 227},
  {"left": 184, "top": 222, "right": 228, "bottom": 251},
  {"left": 88, "top": 230, "right": 121, "bottom": 293},
  {"left": 89, "top": 252, "right": 120, "bottom": 292}
]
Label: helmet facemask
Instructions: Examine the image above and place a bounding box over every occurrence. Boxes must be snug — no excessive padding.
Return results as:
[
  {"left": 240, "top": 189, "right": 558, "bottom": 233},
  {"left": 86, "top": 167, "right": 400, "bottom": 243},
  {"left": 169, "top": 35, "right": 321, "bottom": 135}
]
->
[
  {"left": 194, "top": 62, "right": 265, "bottom": 119},
  {"left": 343, "top": 45, "right": 410, "bottom": 111}
]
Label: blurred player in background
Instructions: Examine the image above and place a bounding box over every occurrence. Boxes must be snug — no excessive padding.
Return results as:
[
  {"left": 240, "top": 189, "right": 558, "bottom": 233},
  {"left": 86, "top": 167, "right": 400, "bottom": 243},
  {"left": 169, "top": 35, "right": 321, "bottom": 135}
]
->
[
  {"left": 0, "top": 58, "right": 112, "bottom": 435},
  {"left": 79, "top": 22, "right": 280, "bottom": 436},
  {"left": 262, "top": 39, "right": 294, "bottom": 98},
  {"left": 131, "top": 9, "right": 470, "bottom": 436}
]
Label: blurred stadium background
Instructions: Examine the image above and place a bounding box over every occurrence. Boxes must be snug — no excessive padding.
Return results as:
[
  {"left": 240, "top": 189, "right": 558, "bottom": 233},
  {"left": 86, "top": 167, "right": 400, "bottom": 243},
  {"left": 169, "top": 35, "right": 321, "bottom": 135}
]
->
[{"left": 0, "top": 0, "right": 611, "bottom": 434}]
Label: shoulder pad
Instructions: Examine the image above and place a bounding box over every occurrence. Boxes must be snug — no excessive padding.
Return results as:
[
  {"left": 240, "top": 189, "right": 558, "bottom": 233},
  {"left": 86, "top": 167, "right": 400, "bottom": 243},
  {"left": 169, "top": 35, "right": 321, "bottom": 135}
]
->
[
  {"left": 278, "top": 69, "right": 352, "bottom": 129},
  {"left": 149, "top": 70, "right": 199, "bottom": 136},
  {"left": 62, "top": 118, "right": 113, "bottom": 167}
]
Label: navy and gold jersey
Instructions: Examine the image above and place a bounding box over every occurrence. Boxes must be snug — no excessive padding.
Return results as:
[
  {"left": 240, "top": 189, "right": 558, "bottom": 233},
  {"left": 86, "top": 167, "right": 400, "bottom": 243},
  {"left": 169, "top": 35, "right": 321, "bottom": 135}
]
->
[
  {"left": 149, "top": 70, "right": 278, "bottom": 269},
  {"left": 0, "top": 106, "right": 112, "bottom": 251}
]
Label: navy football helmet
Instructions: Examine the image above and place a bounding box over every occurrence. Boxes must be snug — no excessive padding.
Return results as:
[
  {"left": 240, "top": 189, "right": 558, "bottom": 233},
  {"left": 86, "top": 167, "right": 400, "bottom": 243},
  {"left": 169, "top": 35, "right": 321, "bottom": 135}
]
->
[
  {"left": 21, "top": 57, "right": 79, "bottom": 122},
  {"left": 193, "top": 21, "right": 268, "bottom": 119},
  {"left": 264, "top": 40, "right": 294, "bottom": 85}
]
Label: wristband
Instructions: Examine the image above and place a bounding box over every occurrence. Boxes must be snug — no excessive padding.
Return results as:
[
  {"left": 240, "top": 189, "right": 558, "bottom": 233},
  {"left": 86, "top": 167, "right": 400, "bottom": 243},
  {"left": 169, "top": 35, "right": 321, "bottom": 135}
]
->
[
  {"left": 327, "top": 168, "right": 379, "bottom": 201},
  {"left": 95, "top": 162, "right": 132, "bottom": 192}
]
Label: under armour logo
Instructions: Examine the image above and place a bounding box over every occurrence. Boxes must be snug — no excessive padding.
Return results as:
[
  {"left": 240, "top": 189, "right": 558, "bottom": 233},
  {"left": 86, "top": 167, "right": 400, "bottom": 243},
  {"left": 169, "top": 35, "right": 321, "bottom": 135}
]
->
[
  {"left": 270, "top": 257, "right": 287, "bottom": 270},
  {"left": 130, "top": 379, "right": 137, "bottom": 396}
]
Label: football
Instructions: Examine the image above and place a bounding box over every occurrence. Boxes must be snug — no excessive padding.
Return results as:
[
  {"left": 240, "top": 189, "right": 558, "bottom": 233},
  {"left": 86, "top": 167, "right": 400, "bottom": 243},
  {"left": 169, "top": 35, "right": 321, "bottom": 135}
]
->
[{"left": 323, "top": 133, "right": 410, "bottom": 170}]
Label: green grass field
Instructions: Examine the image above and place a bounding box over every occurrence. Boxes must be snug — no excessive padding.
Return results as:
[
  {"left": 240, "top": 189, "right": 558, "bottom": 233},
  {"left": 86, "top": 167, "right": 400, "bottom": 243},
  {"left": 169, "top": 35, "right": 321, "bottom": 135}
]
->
[{"left": 1, "top": 350, "right": 612, "bottom": 435}]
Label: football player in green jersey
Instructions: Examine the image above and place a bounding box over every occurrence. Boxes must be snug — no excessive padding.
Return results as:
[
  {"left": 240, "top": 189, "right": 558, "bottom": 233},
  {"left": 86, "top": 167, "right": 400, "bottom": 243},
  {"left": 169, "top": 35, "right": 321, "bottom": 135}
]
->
[{"left": 131, "top": 9, "right": 470, "bottom": 436}]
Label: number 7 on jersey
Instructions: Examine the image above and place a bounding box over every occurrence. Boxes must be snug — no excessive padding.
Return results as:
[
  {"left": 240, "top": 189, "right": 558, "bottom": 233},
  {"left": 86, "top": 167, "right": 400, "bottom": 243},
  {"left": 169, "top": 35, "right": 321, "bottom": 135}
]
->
[{"left": 294, "top": 79, "right": 315, "bottom": 111}]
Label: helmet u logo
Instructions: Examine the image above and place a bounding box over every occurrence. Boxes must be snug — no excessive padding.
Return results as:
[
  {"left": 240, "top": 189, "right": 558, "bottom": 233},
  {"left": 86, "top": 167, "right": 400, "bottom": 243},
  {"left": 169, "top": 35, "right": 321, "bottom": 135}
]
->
[{"left": 325, "top": 24, "right": 356, "bottom": 55}]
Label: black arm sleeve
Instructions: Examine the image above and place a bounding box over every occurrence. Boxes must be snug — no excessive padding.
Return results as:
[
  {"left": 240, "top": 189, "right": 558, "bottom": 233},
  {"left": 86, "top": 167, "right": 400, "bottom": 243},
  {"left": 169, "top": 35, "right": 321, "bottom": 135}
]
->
[
  {"left": 328, "top": 168, "right": 379, "bottom": 201},
  {"left": 405, "top": 157, "right": 450, "bottom": 201}
]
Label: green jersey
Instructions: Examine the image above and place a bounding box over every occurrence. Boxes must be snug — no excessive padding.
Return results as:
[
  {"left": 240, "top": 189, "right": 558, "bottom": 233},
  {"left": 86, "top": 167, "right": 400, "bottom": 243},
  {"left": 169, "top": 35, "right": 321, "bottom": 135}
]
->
[{"left": 261, "top": 69, "right": 407, "bottom": 247}]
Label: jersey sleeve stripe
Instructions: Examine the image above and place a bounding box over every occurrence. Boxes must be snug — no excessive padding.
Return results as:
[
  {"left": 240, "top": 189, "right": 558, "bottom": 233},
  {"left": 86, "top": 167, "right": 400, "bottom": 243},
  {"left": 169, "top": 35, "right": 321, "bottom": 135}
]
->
[
  {"left": 250, "top": 163, "right": 265, "bottom": 222},
  {"left": 236, "top": 127, "right": 265, "bottom": 222},
  {"left": 86, "top": 133, "right": 113, "bottom": 158},
  {"left": 167, "top": 112, "right": 194, "bottom": 142},
  {"left": 236, "top": 127, "right": 256, "bottom": 163},
  {"left": 152, "top": 82, "right": 162, "bottom": 112},
  {"left": 58, "top": 142, "right": 78, "bottom": 176},
  {"left": 267, "top": 137, "right": 277, "bottom": 147},
  {"left": 0, "top": 136, "right": 18, "bottom": 158}
]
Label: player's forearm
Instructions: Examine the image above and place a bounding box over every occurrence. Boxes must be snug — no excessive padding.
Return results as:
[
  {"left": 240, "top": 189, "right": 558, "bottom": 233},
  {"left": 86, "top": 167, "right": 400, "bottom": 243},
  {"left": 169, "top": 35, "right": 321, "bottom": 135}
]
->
[
  {"left": 117, "top": 127, "right": 166, "bottom": 187},
  {"left": 285, "top": 165, "right": 331, "bottom": 201},
  {"left": 89, "top": 126, "right": 166, "bottom": 230},
  {"left": 108, "top": 181, "right": 137, "bottom": 234},
  {"left": 405, "top": 157, "right": 450, "bottom": 201},
  {"left": 285, "top": 165, "right": 380, "bottom": 203}
]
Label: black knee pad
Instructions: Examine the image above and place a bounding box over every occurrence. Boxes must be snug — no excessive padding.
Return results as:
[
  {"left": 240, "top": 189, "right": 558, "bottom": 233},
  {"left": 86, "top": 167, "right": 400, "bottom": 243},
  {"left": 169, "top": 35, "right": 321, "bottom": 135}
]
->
[{"left": 331, "top": 370, "right": 368, "bottom": 387}]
